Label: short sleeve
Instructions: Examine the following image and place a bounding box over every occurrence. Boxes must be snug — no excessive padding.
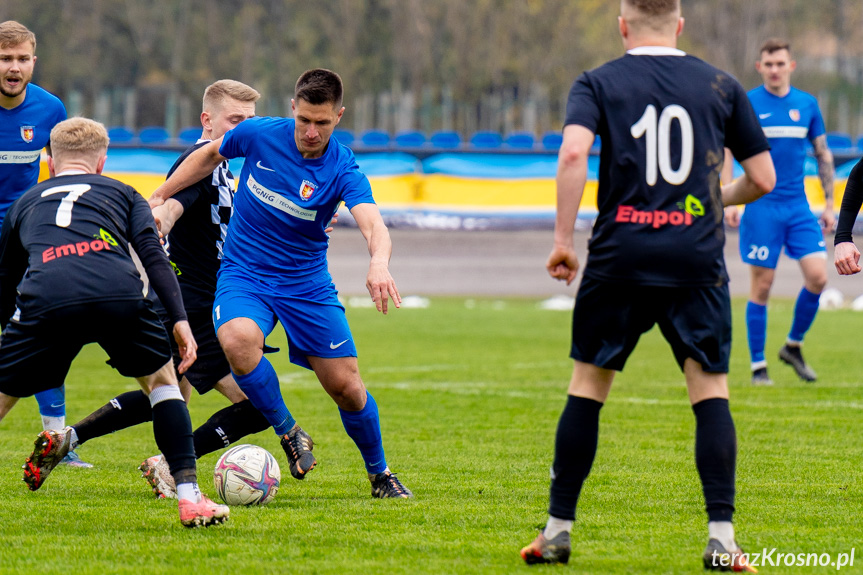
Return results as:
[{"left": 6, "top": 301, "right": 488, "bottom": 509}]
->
[
  {"left": 563, "top": 73, "right": 601, "bottom": 133},
  {"left": 724, "top": 80, "right": 771, "bottom": 162},
  {"left": 220, "top": 117, "right": 259, "bottom": 160},
  {"left": 339, "top": 158, "right": 374, "bottom": 209},
  {"left": 808, "top": 99, "right": 826, "bottom": 142}
]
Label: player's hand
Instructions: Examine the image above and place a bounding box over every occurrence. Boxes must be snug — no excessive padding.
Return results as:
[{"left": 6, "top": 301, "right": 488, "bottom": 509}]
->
[
  {"left": 148, "top": 195, "right": 165, "bottom": 209},
  {"left": 324, "top": 212, "right": 339, "bottom": 234},
  {"left": 173, "top": 320, "right": 198, "bottom": 373},
  {"left": 724, "top": 206, "right": 740, "bottom": 228},
  {"left": 834, "top": 241, "right": 862, "bottom": 275},
  {"left": 820, "top": 208, "right": 836, "bottom": 233},
  {"left": 366, "top": 261, "right": 401, "bottom": 314},
  {"left": 546, "top": 245, "right": 579, "bottom": 285}
]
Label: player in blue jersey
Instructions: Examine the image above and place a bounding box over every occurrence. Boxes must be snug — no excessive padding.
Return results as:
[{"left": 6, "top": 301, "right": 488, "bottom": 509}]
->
[
  {"left": 724, "top": 38, "right": 835, "bottom": 385},
  {"left": 149, "top": 68, "right": 412, "bottom": 499},
  {"left": 519, "top": 0, "right": 775, "bottom": 569},
  {"left": 0, "top": 20, "right": 90, "bottom": 467}
]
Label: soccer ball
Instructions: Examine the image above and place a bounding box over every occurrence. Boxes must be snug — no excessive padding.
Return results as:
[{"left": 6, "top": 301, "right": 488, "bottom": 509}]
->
[
  {"left": 214, "top": 444, "right": 281, "bottom": 506},
  {"left": 818, "top": 287, "right": 844, "bottom": 310}
]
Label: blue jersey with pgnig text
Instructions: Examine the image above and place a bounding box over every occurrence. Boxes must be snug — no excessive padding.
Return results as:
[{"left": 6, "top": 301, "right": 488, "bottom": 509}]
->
[
  {"left": 747, "top": 85, "right": 824, "bottom": 204},
  {"left": 0, "top": 84, "right": 67, "bottom": 223},
  {"left": 218, "top": 116, "right": 374, "bottom": 282}
]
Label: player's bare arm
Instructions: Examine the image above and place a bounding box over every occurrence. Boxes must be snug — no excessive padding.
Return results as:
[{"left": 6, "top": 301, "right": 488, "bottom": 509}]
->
[
  {"left": 720, "top": 150, "right": 775, "bottom": 207},
  {"left": 812, "top": 134, "right": 835, "bottom": 230},
  {"left": 721, "top": 148, "right": 741, "bottom": 227},
  {"left": 151, "top": 198, "right": 185, "bottom": 237},
  {"left": 351, "top": 202, "right": 400, "bottom": 314},
  {"left": 547, "top": 124, "right": 593, "bottom": 285},
  {"left": 149, "top": 137, "right": 226, "bottom": 208}
]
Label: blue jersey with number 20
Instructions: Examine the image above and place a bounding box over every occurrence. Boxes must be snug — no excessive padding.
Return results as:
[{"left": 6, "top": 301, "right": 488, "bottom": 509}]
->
[{"left": 219, "top": 116, "right": 374, "bottom": 282}]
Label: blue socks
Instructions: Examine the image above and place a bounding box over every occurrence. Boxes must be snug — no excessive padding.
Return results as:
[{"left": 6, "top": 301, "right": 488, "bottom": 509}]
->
[
  {"left": 746, "top": 301, "right": 767, "bottom": 366},
  {"left": 232, "top": 356, "right": 296, "bottom": 437},
  {"left": 789, "top": 287, "right": 820, "bottom": 343},
  {"left": 339, "top": 391, "right": 387, "bottom": 475},
  {"left": 35, "top": 385, "right": 65, "bottom": 418}
]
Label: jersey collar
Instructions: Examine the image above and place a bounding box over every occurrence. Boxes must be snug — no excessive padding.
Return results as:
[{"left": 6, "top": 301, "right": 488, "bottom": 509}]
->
[{"left": 626, "top": 46, "right": 686, "bottom": 56}]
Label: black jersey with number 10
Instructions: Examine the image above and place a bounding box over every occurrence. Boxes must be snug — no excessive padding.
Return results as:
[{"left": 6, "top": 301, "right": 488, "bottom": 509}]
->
[{"left": 566, "top": 50, "right": 770, "bottom": 287}]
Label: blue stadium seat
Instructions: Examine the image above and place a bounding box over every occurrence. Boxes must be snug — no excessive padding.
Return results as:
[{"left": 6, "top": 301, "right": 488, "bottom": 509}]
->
[
  {"left": 504, "top": 131, "right": 535, "bottom": 149},
  {"left": 394, "top": 130, "right": 426, "bottom": 148},
  {"left": 430, "top": 131, "right": 462, "bottom": 149},
  {"left": 107, "top": 126, "right": 135, "bottom": 143},
  {"left": 826, "top": 131, "right": 853, "bottom": 150},
  {"left": 360, "top": 130, "right": 390, "bottom": 147},
  {"left": 591, "top": 135, "right": 602, "bottom": 152},
  {"left": 469, "top": 131, "right": 503, "bottom": 149},
  {"left": 856, "top": 135, "right": 863, "bottom": 152},
  {"left": 138, "top": 126, "right": 171, "bottom": 144},
  {"left": 177, "top": 126, "right": 201, "bottom": 144},
  {"left": 332, "top": 129, "right": 355, "bottom": 146},
  {"left": 541, "top": 131, "right": 562, "bottom": 151}
]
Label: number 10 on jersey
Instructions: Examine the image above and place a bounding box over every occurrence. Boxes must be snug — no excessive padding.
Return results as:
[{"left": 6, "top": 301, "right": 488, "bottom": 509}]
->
[{"left": 630, "top": 104, "right": 693, "bottom": 186}]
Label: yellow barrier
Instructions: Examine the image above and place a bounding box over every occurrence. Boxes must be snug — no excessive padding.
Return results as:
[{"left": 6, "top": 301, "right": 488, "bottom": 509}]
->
[{"left": 39, "top": 159, "right": 845, "bottom": 212}]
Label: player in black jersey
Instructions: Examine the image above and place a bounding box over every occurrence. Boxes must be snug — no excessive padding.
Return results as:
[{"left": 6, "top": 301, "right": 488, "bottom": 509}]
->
[
  {"left": 519, "top": 0, "right": 776, "bottom": 570},
  {"left": 0, "top": 117, "right": 229, "bottom": 527}
]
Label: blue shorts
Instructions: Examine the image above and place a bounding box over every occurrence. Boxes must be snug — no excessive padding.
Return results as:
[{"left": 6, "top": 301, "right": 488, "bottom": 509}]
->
[
  {"left": 739, "top": 200, "right": 826, "bottom": 269},
  {"left": 213, "top": 269, "right": 356, "bottom": 370}
]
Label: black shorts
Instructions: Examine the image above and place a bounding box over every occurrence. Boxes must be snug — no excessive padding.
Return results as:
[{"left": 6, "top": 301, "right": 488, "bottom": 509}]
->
[
  {"left": 164, "top": 309, "right": 230, "bottom": 395},
  {"left": 570, "top": 275, "right": 732, "bottom": 373},
  {"left": 0, "top": 299, "right": 173, "bottom": 397}
]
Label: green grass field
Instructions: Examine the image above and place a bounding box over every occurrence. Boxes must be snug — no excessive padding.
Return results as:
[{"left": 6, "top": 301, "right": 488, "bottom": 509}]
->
[{"left": 0, "top": 297, "right": 860, "bottom": 574}]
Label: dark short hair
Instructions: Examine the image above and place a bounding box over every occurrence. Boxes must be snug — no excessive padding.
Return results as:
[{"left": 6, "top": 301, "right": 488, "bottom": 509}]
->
[
  {"left": 623, "top": 0, "right": 679, "bottom": 18},
  {"left": 295, "top": 69, "right": 343, "bottom": 108},
  {"left": 760, "top": 38, "right": 791, "bottom": 56}
]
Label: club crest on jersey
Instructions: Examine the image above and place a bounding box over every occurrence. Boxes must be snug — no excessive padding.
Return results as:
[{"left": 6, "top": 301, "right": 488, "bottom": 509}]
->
[
  {"left": 298, "top": 179, "right": 316, "bottom": 201},
  {"left": 20, "top": 126, "right": 34, "bottom": 143},
  {"left": 789, "top": 109, "right": 800, "bottom": 122}
]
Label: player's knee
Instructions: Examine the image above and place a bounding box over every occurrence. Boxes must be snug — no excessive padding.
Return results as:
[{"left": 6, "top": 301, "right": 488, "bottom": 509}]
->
[{"left": 805, "top": 272, "right": 827, "bottom": 293}]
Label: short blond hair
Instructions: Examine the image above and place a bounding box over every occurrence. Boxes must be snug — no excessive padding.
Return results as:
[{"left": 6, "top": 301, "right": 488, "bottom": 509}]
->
[
  {"left": 49, "top": 118, "right": 109, "bottom": 164},
  {"left": 202, "top": 79, "right": 260, "bottom": 113},
  {"left": 0, "top": 21, "right": 36, "bottom": 51},
  {"left": 621, "top": 0, "right": 680, "bottom": 35}
]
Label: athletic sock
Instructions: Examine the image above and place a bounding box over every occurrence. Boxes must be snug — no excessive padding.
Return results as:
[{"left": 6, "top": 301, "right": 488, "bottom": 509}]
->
[
  {"left": 232, "top": 357, "right": 296, "bottom": 436},
  {"left": 193, "top": 399, "right": 271, "bottom": 458},
  {"left": 693, "top": 398, "right": 736, "bottom": 523},
  {"left": 788, "top": 287, "right": 821, "bottom": 343},
  {"left": 708, "top": 520, "right": 737, "bottom": 551},
  {"left": 71, "top": 390, "right": 153, "bottom": 445},
  {"left": 36, "top": 385, "right": 66, "bottom": 429},
  {"left": 543, "top": 516, "right": 574, "bottom": 540},
  {"left": 746, "top": 301, "right": 767, "bottom": 366},
  {"left": 339, "top": 391, "right": 387, "bottom": 475},
  {"left": 548, "top": 395, "right": 603, "bottom": 521},
  {"left": 149, "top": 386, "right": 196, "bottom": 486},
  {"left": 176, "top": 482, "right": 202, "bottom": 503}
]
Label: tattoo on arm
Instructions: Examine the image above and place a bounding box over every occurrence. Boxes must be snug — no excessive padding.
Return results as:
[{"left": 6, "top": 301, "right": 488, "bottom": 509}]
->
[{"left": 812, "top": 135, "right": 835, "bottom": 205}]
